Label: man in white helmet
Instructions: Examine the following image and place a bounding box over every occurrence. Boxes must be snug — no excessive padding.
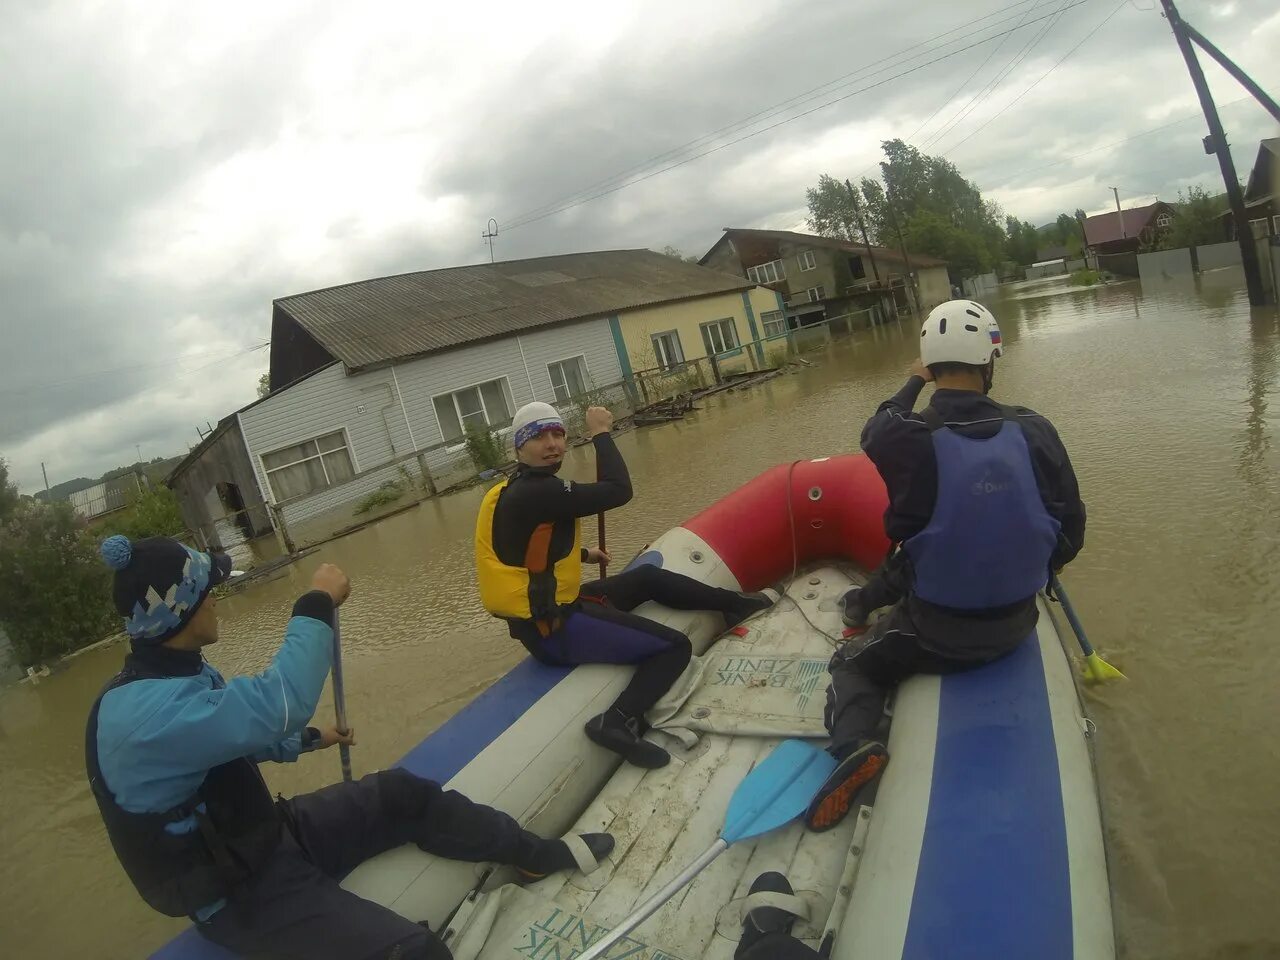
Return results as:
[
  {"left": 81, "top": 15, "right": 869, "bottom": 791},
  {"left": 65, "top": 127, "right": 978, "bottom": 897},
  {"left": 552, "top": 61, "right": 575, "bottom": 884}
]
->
[
  {"left": 805, "top": 300, "right": 1085, "bottom": 831},
  {"left": 475, "top": 401, "right": 773, "bottom": 769}
]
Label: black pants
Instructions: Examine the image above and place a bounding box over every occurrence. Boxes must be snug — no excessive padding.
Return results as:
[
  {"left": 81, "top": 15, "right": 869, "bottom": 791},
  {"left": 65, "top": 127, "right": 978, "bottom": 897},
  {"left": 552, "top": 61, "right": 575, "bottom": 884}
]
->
[
  {"left": 512, "top": 565, "right": 750, "bottom": 718},
  {"left": 199, "top": 769, "right": 538, "bottom": 960},
  {"left": 826, "top": 555, "right": 1034, "bottom": 759},
  {"left": 736, "top": 932, "right": 823, "bottom": 958}
]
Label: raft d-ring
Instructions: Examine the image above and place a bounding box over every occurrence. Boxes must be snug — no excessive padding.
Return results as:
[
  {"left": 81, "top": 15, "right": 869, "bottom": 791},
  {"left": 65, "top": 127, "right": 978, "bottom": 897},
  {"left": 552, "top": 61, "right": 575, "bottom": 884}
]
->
[
  {"left": 810, "top": 519, "right": 824, "bottom": 529},
  {"left": 1078, "top": 716, "right": 1096, "bottom": 738},
  {"left": 690, "top": 550, "right": 705, "bottom": 563},
  {"left": 808, "top": 486, "right": 823, "bottom": 501}
]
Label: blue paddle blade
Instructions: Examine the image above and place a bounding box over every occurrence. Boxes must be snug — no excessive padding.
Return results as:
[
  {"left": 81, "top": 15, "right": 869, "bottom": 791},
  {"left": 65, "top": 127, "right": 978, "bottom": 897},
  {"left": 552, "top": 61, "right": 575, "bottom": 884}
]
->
[{"left": 722, "top": 739, "right": 838, "bottom": 844}]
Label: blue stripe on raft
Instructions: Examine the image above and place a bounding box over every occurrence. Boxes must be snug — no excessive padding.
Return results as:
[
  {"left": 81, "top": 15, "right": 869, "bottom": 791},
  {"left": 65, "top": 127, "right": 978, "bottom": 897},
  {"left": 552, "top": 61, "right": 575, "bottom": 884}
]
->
[
  {"left": 396, "top": 657, "right": 571, "bottom": 782},
  {"left": 902, "top": 634, "right": 1073, "bottom": 960},
  {"left": 150, "top": 656, "right": 570, "bottom": 959}
]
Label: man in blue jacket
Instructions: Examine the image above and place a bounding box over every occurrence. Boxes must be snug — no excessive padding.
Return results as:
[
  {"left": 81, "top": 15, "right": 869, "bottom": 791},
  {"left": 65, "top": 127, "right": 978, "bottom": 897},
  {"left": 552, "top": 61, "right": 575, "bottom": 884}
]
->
[
  {"left": 88, "top": 534, "right": 612, "bottom": 959},
  {"left": 806, "top": 300, "right": 1085, "bottom": 831}
]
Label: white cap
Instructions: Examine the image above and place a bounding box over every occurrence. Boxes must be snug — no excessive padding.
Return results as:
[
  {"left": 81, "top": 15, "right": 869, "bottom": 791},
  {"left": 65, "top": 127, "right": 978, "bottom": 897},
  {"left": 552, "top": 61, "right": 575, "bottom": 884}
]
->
[{"left": 512, "top": 401, "right": 565, "bottom": 448}]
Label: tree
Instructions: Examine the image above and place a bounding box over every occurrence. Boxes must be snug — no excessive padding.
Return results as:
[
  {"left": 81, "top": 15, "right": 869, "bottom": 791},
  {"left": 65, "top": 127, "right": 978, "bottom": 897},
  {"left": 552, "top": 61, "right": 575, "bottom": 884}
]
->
[
  {"left": 0, "top": 460, "right": 19, "bottom": 523},
  {"left": 1005, "top": 216, "right": 1041, "bottom": 266},
  {"left": 1157, "top": 185, "right": 1226, "bottom": 250},
  {"left": 805, "top": 174, "right": 860, "bottom": 241},
  {"left": 257, "top": 373, "right": 271, "bottom": 398},
  {"left": 0, "top": 498, "right": 116, "bottom": 666},
  {"left": 657, "top": 245, "right": 699, "bottom": 263}
]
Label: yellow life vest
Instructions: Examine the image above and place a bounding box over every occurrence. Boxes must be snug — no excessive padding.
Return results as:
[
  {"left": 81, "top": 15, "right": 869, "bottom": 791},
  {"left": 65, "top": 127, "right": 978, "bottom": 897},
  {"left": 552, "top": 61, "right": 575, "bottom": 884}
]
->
[{"left": 475, "top": 477, "right": 582, "bottom": 621}]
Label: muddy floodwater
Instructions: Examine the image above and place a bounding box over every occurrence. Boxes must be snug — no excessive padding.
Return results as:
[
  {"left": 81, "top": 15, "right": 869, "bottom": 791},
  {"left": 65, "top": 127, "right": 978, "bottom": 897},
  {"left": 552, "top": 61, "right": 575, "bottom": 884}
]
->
[{"left": 1, "top": 270, "right": 1277, "bottom": 959}]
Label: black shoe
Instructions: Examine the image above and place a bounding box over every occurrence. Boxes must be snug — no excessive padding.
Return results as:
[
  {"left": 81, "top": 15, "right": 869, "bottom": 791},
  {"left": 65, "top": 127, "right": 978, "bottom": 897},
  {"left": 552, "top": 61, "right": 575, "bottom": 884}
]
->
[
  {"left": 516, "top": 832, "right": 615, "bottom": 882},
  {"left": 726, "top": 591, "right": 776, "bottom": 628},
  {"left": 805, "top": 740, "right": 888, "bottom": 832},
  {"left": 840, "top": 588, "right": 868, "bottom": 629},
  {"left": 585, "top": 710, "right": 670, "bottom": 768},
  {"left": 738, "top": 871, "right": 800, "bottom": 956}
]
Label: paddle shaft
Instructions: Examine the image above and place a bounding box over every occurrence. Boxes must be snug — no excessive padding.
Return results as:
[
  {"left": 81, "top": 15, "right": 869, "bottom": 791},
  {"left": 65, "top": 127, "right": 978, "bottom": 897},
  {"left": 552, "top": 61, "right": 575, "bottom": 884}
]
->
[
  {"left": 578, "top": 838, "right": 728, "bottom": 960},
  {"left": 1050, "top": 574, "right": 1095, "bottom": 657},
  {"left": 331, "top": 610, "right": 353, "bottom": 782}
]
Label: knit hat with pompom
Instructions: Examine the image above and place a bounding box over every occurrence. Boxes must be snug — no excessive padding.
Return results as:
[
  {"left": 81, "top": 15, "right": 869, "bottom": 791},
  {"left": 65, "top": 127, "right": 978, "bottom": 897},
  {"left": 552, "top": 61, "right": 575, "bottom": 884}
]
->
[{"left": 99, "top": 535, "right": 233, "bottom": 646}]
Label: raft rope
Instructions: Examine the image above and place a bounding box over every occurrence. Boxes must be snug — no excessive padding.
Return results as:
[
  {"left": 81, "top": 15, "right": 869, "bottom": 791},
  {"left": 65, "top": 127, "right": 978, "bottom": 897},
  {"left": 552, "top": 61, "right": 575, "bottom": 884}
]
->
[{"left": 780, "top": 460, "right": 847, "bottom": 648}]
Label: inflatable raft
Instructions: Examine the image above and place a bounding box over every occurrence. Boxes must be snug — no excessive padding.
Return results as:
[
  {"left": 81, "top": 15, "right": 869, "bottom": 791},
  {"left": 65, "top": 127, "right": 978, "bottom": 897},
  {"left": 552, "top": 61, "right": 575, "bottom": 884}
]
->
[{"left": 155, "top": 454, "right": 1115, "bottom": 960}]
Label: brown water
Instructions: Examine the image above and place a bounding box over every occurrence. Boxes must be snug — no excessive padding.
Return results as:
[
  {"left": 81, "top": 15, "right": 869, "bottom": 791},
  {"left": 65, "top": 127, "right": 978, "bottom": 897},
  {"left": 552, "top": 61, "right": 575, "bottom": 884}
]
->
[{"left": 2, "top": 272, "right": 1278, "bottom": 959}]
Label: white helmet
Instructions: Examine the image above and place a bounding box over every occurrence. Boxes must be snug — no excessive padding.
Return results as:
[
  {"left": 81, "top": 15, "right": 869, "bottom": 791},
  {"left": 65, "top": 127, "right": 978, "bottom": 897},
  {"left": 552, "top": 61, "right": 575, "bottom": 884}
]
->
[{"left": 919, "top": 300, "right": 1002, "bottom": 368}]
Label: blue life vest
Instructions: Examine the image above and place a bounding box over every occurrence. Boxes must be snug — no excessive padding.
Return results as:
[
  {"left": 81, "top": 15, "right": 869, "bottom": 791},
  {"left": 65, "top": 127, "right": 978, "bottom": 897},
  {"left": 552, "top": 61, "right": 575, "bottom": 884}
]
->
[{"left": 904, "top": 405, "right": 1060, "bottom": 610}]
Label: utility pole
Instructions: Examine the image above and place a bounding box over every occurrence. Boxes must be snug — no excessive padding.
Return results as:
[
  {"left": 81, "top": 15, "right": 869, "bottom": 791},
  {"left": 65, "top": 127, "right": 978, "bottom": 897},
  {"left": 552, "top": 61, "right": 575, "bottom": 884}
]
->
[
  {"left": 482, "top": 218, "right": 499, "bottom": 263},
  {"left": 1176, "top": 19, "right": 1280, "bottom": 124},
  {"left": 884, "top": 185, "right": 921, "bottom": 317},
  {"left": 1112, "top": 188, "right": 1127, "bottom": 239},
  {"left": 845, "top": 179, "right": 882, "bottom": 285},
  {"left": 41, "top": 462, "right": 51, "bottom": 497},
  {"left": 1159, "top": 0, "right": 1266, "bottom": 306}
]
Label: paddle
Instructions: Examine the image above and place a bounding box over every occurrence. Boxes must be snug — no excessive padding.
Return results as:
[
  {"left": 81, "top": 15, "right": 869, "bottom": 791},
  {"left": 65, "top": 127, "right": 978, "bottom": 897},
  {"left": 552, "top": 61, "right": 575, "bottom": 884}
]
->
[
  {"left": 577, "top": 739, "right": 837, "bottom": 960},
  {"left": 331, "top": 609, "right": 353, "bottom": 781},
  {"left": 1050, "top": 573, "right": 1124, "bottom": 683},
  {"left": 596, "top": 458, "right": 608, "bottom": 578}
]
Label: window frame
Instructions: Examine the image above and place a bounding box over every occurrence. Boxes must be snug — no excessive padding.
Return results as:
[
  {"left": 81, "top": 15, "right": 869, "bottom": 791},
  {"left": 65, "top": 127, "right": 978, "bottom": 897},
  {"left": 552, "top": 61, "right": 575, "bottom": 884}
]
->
[
  {"left": 746, "top": 259, "right": 786, "bottom": 284},
  {"left": 650, "top": 330, "right": 685, "bottom": 371},
  {"left": 260, "top": 428, "right": 358, "bottom": 503},
  {"left": 806, "top": 285, "right": 826, "bottom": 302},
  {"left": 760, "top": 310, "right": 787, "bottom": 338},
  {"left": 699, "top": 318, "right": 740, "bottom": 356},
  {"left": 430, "top": 376, "right": 517, "bottom": 449},
  {"left": 799, "top": 250, "right": 817, "bottom": 272},
  {"left": 546, "top": 354, "right": 592, "bottom": 404},
  {"left": 1273, "top": 215, "right": 1280, "bottom": 236},
  {"left": 1155, "top": 212, "right": 1173, "bottom": 229}
]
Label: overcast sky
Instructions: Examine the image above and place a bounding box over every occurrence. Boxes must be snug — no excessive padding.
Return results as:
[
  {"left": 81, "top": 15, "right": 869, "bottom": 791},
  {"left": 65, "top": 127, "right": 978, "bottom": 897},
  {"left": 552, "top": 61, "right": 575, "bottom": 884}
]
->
[{"left": 2, "top": 0, "right": 1277, "bottom": 493}]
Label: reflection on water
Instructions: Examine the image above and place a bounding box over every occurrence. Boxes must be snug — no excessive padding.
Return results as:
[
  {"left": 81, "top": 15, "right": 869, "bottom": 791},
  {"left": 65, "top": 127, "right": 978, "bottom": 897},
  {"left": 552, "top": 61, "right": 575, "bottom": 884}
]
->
[{"left": 1, "top": 271, "right": 1277, "bottom": 958}]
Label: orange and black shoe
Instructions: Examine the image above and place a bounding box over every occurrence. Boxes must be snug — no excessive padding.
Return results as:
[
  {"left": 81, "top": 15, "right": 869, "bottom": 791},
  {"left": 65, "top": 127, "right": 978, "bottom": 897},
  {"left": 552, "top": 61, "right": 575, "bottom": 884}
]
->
[{"left": 804, "top": 741, "right": 888, "bottom": 832}]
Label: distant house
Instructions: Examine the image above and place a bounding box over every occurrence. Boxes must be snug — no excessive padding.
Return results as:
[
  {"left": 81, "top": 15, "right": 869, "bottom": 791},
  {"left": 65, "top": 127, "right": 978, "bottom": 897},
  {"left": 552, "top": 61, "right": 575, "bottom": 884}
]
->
[
  {"left": 1221, "top": 138, "right": 1279, "bottom": 240},
  {"left": 170, "top": 249, "right": 773, "bottom": 539},
  {"left": 699, "top": 228, "right": 950, "bottom": 331},
  {"left": 69, "top": 475, "right": 140, "bottom": 521},
  {"left": 1082, "top": 201, "right": 1176, "bottom": 257}
]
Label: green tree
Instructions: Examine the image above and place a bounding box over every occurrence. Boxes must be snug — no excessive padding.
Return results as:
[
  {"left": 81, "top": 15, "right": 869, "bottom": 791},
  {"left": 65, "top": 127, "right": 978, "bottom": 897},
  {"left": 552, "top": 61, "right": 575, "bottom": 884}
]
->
[
  {"left": 0, "top": 460, "right": 19, "bottom": 522},
  {"left": 106, "top": 485, "right": 188, "bottom": 541},
  {"left": 257, "top": 373, "right": 271, "bottom": 398},
  {"left": 805, "top": 174, "right": 861, "bottom": 241},
  {"left": 0, "top": 498, "right": 116, "bottom": 666},
  {"left": 1157, "top": 185, "right": 1226, "bottom": 250},
  {"left": 657, "top": 245, "right": 699, "bottom": 263},
  {"left": 1005, "top": 216, "right": 1040, "bottom": 265}
]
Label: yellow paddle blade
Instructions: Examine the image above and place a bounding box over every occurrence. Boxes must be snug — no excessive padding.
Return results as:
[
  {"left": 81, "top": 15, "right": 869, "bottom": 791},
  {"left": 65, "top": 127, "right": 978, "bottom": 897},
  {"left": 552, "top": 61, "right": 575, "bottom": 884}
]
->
[{"left": 1082, "top": 651, "right": 1126, "bottom": 683}]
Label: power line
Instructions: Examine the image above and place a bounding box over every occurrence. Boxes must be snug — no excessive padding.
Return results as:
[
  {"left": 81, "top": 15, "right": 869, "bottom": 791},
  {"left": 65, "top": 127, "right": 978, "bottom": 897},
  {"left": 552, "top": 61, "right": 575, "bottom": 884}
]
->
[
  {"left": 503, "top": 0, "right": 1051, "bottom": 227},
  {"left": 972, "top": 94, "right": 1252, "bottom": 187},
  {"left": 945, "top": 0, "right": 1128, "bottom": 155},
  {"left": 504, "top": 1, "right": 1090, "bottom": 233},
  {"left": 923, "top": 0, "right": 1073, "bottom": 152},
  {"left": 909, "top": 0, "right": 1051, "bottom": 152},
  {"left": 0, "top": 342, "right": 268, "bottom": 396}
]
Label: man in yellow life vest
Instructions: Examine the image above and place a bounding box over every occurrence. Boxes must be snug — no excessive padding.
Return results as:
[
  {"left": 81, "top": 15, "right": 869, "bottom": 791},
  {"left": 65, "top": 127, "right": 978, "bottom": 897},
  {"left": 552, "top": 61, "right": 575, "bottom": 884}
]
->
[{"left": 475, "top": 401, "right": 774, "bottom": 768}]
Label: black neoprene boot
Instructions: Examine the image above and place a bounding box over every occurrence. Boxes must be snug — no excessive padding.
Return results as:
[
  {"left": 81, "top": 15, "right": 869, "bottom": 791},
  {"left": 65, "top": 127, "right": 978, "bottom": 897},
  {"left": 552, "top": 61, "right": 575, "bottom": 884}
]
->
[{"left": 585, "top": 709, "right": 670, "bottom": 768}]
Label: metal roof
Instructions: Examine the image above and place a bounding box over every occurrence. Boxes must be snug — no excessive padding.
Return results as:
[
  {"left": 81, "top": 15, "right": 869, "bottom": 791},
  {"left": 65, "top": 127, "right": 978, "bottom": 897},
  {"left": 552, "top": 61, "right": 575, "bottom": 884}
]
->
[
  {"left": 700, "top": 228, "right": 948, "bottom": 268},
  {"left": 274, "top": 249, "right": 752, "bottom": 370},
  {"left": 1082, "top": 202, "right": 1170, "bottom": 247}
]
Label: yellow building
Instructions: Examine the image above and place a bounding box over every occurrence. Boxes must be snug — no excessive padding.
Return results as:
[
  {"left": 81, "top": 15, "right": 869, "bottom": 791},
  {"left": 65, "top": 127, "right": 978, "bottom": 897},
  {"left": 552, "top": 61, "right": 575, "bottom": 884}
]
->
[{"left": 609, "top": 286, "right": 784, "bottom": 381}]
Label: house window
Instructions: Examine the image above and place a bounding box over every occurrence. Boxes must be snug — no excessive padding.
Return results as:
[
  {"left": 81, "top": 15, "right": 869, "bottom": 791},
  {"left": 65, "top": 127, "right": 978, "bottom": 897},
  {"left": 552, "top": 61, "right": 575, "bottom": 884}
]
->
[
  {"left": 760, "top": 310, "right": 787, "bottom": 338},
  {"left": 651, "top": 330, "right": 684, "bottom": 371},
  {"left": 1273, "top": 215, "right": 1280, "bottom": 236},
  {"left": 746, "top": 259, "right": 786, "bottom": 284},
  {"left": 799, "top": 250, "right": 817, "bottom": 272},
  {"left": 806, "top": 286, "right": 826, "bottom": 302},
  {"left": 547, "top": 355, "right": 591, "bottom": 404},
  {"left": 1156, "top": 212, "right": 1173, "bottom": 229},
  {"left": 432, "top": 378, "right": 514, "bottom": 446},
  {"left": 1250, "top": 218, "right": 1269, "bottom": 239},
  {"left": 848, "top": 256, "right": 866, "bottom": 281},
  {"left": 700, "top": 318, "right": 739, "bottom": 355},
  {"left": 262, "top": 431, "right": 355, "bottom": 502}
]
